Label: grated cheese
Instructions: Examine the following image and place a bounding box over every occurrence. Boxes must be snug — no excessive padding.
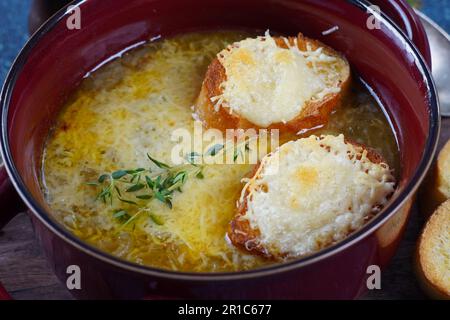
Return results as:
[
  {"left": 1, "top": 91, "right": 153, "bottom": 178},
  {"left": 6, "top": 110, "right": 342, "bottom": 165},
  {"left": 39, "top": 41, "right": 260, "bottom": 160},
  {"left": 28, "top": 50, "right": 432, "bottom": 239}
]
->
[
  {"left": 240, "top": 134, "right": 396, "bottom": 257},
  {"left": 212, "top": 30, "right": 347, "bottom": 127},
  {"left": 42, "top": 32, "right": 268, "bottom": 272},
  {"left": 41, "top": 31, "right": 398, "bottom": 272}
]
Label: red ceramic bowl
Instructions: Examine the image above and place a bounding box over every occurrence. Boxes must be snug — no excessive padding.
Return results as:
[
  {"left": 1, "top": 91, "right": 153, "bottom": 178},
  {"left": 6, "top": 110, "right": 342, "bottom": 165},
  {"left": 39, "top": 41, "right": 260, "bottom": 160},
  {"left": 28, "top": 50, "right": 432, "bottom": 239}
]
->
[{"left": 0, "top": 0, "right": 440, "bottom": 299}]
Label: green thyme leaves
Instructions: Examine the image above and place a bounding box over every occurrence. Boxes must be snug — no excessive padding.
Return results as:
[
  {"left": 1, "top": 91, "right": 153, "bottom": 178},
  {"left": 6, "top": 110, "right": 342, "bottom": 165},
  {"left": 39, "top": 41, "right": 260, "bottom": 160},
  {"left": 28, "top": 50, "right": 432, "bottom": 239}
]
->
[
  {"left": 126, "top": 183, "right": 145, "bottom": 192},
  {"left": 88, "top": 154, "right": 204, "bottom": 226},
  {"left": 147, "top": 153, "right": 171, "bottom": 169},
  {"left": 89, "top": 155, "right": 201, "bottom": 208},
  {"left": 112, "top": 209, "right": 131, "bottom": 223},
  {"left": 206, "top": 143, "right": 224, "bottom": 156}
]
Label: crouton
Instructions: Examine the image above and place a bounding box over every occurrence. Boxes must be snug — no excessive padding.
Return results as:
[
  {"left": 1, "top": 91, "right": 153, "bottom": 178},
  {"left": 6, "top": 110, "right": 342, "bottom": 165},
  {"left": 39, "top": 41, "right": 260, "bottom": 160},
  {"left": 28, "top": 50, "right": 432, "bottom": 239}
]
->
[
  {"left": 194, "top": 32, "right": 350, "bottom": 133},
  {"left": 228, "top": 134, "right": 396, "bottom": 259},
  {"left": 415, "top": 199, "right": 450, "bottom": 299},
  {"left": 420, "top": 139, "right": 450, "bottom": 217}
]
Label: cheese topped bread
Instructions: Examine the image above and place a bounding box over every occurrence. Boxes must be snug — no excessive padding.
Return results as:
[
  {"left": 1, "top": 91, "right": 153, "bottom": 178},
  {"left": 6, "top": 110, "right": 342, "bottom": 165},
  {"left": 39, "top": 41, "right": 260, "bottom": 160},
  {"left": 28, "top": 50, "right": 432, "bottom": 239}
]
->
[
  {"left": 229, "top": 134, "right": 396, "bottom": 258},
  {"left": 195, "top": 31, "right": 350, "bottom": 132}
]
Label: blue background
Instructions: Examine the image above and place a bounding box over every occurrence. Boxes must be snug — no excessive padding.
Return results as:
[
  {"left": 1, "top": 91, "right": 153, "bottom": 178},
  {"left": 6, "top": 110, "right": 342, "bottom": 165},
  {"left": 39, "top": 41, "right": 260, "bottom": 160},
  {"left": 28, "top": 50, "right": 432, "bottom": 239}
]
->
[
  {"left": 1, "top": 0, "right": 450, "bottom": 83},
  {"left": 0, "top": 0, "right": 31, "bottom": 83}
]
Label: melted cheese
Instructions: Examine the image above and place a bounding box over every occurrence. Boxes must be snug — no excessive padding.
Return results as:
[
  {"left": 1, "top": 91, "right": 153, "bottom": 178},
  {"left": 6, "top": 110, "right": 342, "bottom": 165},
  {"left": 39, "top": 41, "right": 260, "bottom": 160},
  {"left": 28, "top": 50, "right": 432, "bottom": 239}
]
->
[
  {"left": 42, "top": 32, "right": 267, "bottom": 272},
  {"left": 240, "top": 134, "right": 395, "bottom": 257},
  {"left": 42, "top": 32, "right": 398, "bottom": 272},
  {"left": 213, "top": 31, "right": 343, "bottom": 127}
]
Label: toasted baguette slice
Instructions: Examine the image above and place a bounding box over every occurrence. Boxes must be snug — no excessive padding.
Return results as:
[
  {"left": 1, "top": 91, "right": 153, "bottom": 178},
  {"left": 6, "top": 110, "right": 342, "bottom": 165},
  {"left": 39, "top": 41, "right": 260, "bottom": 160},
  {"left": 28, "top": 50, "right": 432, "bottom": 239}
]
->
[
  {"left": 420, "top": 139, "right": 450, "bottom": 217},
  {"left": 416, "top": 200, "right": 450, "bottom": 299},
  {"left": 194, "top": 31, "right": 350, "bottom": 133},
  {"left": 228, "top": 134, "right": 395, "bottom": 259}
]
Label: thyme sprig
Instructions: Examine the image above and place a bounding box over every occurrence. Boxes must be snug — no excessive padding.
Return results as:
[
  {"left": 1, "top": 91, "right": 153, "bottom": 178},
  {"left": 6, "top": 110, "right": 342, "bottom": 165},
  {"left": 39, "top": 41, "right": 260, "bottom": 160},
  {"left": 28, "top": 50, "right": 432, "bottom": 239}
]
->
[
  {"left": 88, "top": 153, "right": 203, "bottom": 226},
  {"left": 91, "top": 153, "right": 203, "bottom": 207}
]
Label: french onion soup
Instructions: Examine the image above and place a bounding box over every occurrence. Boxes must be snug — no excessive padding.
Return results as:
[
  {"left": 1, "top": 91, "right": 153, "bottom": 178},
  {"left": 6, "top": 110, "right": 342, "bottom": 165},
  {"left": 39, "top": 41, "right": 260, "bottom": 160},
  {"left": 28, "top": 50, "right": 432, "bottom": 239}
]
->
[{"left": 41, "top": 31, "right": 399, "bottom": 272}]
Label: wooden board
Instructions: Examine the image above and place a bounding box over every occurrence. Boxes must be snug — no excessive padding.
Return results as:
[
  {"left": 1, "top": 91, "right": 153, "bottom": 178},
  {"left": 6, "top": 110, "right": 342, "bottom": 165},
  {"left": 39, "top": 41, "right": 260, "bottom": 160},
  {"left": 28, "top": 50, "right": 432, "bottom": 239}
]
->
[{"left": 0, "top": 118, "right": 448, "bottom": 299}]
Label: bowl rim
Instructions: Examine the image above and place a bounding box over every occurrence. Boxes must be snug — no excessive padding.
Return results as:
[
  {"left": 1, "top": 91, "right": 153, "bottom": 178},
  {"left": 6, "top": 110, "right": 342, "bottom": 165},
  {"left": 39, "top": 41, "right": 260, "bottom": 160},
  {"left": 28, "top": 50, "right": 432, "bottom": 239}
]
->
[{"left": 0, "top": 0, "right": 441, "bottom": 281}]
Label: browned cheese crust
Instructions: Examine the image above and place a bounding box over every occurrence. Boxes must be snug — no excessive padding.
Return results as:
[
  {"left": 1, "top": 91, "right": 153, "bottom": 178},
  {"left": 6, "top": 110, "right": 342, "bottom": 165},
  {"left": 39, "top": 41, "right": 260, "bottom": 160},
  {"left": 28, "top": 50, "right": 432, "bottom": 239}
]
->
[
  {"left": 228, "top": 139, "right": 387, "bottom": 259},
  {"left": 194, "top": 33, "right": 351, "bottom": 133}
]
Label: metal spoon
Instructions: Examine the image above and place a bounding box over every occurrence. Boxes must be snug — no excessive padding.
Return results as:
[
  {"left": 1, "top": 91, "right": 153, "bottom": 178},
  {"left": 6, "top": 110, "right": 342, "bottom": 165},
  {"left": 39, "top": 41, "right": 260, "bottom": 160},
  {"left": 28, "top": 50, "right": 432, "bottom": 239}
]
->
[{"left": 416, "top": 10, "right": 450, "bottom": 117}]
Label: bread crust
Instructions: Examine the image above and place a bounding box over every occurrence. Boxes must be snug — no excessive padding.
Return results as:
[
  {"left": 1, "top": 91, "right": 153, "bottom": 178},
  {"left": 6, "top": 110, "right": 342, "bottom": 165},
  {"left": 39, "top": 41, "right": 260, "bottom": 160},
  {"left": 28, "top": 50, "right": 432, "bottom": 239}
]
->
[
  {"left": 416, "top": 200, "right": 450, "bottom": 299},
  {"left": 420, "top": 139, "right": 450, "bottom": 217},
  {"left": 228, "top": 139, "right": 388, "bottom": 259},
  {"left": 194, "top": 33, "right": 350, "bottom": 133}
]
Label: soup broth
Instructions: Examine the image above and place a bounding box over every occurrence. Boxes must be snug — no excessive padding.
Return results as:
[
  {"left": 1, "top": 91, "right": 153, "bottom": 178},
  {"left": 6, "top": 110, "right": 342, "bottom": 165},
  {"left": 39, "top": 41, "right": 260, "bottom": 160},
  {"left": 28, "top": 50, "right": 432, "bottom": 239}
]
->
[{"left": 41, "top": 31, "right": 399, "bottom": 272}]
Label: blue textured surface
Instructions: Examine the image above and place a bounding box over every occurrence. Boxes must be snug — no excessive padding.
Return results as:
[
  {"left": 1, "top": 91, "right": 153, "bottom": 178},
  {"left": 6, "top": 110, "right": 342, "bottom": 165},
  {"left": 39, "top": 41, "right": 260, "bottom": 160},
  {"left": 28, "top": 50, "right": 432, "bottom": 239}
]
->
[
  {"left": 0, "top": 0, "right": 31, "bottom": 84},
  {"left": 0, "top": 0, "right": 449, "bottom": 84},
  {"left": 422, "top": 0, "right": 450, "bottom": 31}
]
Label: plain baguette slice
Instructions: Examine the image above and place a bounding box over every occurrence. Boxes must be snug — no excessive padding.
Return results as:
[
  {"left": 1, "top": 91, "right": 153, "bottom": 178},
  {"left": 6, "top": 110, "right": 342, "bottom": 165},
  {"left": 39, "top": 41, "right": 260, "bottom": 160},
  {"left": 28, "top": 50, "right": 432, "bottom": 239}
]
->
[
  {"left": 416, "top": 199, "right": 450, "bottom": 299},
  {"left": 420, "top": 139, "right": 450, "bottom": 217},
  {"left": 194, "top": 32, "right": 350, "bottom": 133}
]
